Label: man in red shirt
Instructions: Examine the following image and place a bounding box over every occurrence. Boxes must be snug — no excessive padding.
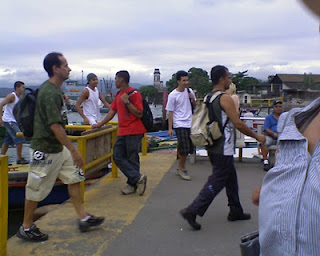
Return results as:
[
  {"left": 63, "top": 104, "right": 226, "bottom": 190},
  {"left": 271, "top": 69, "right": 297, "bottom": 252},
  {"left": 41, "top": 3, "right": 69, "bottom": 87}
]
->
[{"left": 93, "top": 70, "right": 147, "bottom": 195}]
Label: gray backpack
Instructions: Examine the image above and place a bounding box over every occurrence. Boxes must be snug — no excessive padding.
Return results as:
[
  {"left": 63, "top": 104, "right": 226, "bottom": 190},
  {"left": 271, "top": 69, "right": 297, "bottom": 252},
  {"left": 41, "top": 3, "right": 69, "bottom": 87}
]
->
[{"left": 190, "top": 91, "right": 226, "bottom": 147}]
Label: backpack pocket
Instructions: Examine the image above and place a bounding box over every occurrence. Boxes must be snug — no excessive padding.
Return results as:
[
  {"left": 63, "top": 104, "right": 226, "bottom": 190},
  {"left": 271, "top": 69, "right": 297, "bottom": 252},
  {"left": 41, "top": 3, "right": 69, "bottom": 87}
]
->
[{"left": 207, "top": 121, "right": 222, "bottom": 145}]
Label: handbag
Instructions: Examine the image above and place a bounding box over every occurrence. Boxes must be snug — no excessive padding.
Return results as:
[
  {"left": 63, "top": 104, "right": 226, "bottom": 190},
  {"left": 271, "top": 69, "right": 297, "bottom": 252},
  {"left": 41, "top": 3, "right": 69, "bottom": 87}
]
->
[{"left": 239, "top": 231, "right": 260, "bottom": 256}]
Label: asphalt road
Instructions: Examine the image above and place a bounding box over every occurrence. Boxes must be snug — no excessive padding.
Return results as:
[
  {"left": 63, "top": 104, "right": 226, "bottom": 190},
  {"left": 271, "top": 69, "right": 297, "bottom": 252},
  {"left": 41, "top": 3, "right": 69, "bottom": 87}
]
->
[{"left": 102, "top": 156, "right": 265, "bottom": 256}]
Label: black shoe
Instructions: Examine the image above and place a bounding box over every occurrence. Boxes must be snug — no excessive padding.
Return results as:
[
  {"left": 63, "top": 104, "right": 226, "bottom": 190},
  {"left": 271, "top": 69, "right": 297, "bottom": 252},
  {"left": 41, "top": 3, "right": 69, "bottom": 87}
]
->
[
  {"left": 263, "top": 160, "right": 270, "bottom": 171},
  {"left": 16, "top": 224, "right": 48, "bottom": 242},
  {"left": 78, "top": 215, "right": 104, "bottom": 232},
  {"left": 227, "top": 212, "right": 251, "bottom": 222},
  {"left": 179, "top": 208, "right": 201, "bottom": 230},
  {"left": 263, "top": 163, "right": 270, "bottom": 171},
  {"left": 17, "top": 158, "right": 29, "bottom": 165}
]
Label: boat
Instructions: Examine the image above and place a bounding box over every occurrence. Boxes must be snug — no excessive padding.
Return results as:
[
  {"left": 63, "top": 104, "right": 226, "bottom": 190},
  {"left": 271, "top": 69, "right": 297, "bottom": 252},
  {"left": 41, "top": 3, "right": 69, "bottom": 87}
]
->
[
  {"left": 8, "top": 163, "right": 109, "bottom": 209},
  {"left": 99, "top": 107, "right": 109, "bottom": 113},
  {"left": 147, "top": 131, "right": 178, "bottom": 151}
]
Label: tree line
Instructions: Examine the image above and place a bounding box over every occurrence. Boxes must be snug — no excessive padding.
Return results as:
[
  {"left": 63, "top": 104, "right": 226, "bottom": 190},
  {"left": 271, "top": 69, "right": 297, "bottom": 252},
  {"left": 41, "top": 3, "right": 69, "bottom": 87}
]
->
[{"left": 138, "top": 68, "right": 320, "bottom": 101}]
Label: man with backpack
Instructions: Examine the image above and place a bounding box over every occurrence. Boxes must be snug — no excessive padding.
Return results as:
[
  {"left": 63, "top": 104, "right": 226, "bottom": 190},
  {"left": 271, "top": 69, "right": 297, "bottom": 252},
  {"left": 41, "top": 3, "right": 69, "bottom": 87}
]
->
[
  {"left": 16, "top": 52, "right": 104, "bottom": 242},
  {"left": 180, "top": 65, "right": 266, "bottom": 230},
  {"left": 92, "top": 70, "right": 147, "bottom": 196},
  {"left": 0, "top": 81, "right": 29, "bottom": 164},
  {"left": 166, "top": 70, "right": 196, "bottom": 181}
]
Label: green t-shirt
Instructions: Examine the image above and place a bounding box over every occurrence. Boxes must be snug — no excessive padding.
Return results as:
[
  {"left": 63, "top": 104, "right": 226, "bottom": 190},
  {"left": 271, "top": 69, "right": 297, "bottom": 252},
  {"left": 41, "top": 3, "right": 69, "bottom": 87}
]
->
[{"left": 31, "top": 80, "right": 66, "bottom": 153}]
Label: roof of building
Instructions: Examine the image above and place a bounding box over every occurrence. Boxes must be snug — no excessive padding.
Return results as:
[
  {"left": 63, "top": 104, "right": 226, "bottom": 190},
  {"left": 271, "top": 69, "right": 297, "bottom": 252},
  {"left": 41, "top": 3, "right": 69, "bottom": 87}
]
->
[
  {"left": 271, "top": 74, "right": 320, "bottom": 90},
  {"left": 272, "top": 74, "right": 320, "bottom": 83}
]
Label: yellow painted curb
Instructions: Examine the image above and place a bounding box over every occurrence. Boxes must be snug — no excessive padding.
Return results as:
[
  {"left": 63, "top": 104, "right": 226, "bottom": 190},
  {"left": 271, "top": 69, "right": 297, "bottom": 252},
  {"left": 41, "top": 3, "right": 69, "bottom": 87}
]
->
[{"left": 7, "top": 153, "right": 176, "bottom": 256}]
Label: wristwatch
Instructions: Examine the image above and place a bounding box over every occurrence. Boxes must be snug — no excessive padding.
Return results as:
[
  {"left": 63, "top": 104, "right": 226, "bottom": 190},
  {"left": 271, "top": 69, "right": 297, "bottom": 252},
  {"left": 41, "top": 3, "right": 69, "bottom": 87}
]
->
[{"left": 125, "top": 100, "right": 131, "bottom": 106}]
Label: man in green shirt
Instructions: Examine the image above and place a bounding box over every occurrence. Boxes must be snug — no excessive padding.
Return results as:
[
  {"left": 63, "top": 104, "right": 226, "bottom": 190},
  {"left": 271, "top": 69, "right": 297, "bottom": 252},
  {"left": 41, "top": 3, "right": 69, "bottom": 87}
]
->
[{"left": 16, "top": 52, "right": 104, "bottom": 242}]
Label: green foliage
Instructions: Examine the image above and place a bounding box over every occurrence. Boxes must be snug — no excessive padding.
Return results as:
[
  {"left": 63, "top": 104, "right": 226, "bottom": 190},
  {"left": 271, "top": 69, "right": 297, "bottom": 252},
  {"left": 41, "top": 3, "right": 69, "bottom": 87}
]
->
[
  {"left": 231, "top": 70, "right": 264, "bottom": 93},
  {"left": 188, "top": 67, "right": 212, "bottom": 97},
  {"left": 138, "top": 85, "right": 158, "bottom": 101},
  {"left": 166, "top": 68, "right": 266, "bottom": 96},
  {"left": 165, "top": 67, "right": 212, "bottom": 97},
  {"left": 303, "top": 73, "right": 315, "bottom": 89},
  {"left": 166, "top": 73, "right": 177, "bottom": 93}
]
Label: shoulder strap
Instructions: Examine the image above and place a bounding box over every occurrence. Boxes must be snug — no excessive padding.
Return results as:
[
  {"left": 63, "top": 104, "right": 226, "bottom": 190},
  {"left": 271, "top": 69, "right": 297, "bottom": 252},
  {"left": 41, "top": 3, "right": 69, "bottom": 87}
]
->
[
  {"left": 187, "top": 88, "right": 195, "bottom": 113},
  {"left": 115, "top": 89, "right": 136, "bottom": 97},
  {"left": 128, "top": 89, "right": 136, "bottom": 96},
  {"left": 208, "top": 91, "right": 224, "bottom": 103},
  {"left": 206, "top": 91, "right": 228, "bottom": 132}
]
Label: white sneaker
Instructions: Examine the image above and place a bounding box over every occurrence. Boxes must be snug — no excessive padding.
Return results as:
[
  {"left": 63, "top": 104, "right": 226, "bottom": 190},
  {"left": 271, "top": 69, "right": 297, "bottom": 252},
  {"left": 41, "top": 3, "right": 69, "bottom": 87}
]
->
[
  {"left": 136, "top": 175, "right": 147, "bottom": 196},
  {"left": 121, "top": 184, "right": 136, "bottom": 195},
  {"left": 177, "top": 169, "right": 191, "bottom": 181}
]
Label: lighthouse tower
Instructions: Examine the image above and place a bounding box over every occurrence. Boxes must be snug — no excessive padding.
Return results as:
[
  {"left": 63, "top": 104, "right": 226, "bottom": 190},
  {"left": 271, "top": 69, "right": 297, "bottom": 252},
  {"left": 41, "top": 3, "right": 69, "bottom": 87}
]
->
[{"left": 154, "top": 68, "right": 163, "bottom": 91}]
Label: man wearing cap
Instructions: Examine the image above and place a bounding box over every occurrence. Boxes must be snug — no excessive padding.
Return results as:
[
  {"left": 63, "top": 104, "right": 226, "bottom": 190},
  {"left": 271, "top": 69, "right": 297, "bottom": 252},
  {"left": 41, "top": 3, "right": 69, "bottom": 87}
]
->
[
  {"left": 261, "top": 100, "right": 282, "bottom": 171},
  {"left": 0, "top": 81, "right": 29, "bottom": 164},
  {"left": 75, "top": 73, "right": 110, "bottom": 125}
]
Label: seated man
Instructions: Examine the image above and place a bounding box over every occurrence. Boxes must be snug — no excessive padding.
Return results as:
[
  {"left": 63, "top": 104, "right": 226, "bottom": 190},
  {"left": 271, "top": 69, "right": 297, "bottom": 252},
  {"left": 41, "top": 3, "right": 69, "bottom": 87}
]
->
[
  {"left": 243, "top": 108, "right": 254, "bottom": 130},
  {"left": 261, "top": 100, "right": 282, "bottom": 171}
]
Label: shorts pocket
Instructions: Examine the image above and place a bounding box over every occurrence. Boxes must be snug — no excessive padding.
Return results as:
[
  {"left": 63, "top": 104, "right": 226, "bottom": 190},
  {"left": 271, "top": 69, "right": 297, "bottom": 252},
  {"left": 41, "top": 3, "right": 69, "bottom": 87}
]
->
[{"left": 27, "top": 172, "right": 46, "bottom": 191}]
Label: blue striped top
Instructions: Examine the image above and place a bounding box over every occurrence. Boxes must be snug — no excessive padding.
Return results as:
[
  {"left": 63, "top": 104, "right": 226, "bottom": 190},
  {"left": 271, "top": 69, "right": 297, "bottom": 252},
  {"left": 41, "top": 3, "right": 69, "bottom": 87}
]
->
[{"left": 259, "top": 97, "right": 320, "bottom": 256}]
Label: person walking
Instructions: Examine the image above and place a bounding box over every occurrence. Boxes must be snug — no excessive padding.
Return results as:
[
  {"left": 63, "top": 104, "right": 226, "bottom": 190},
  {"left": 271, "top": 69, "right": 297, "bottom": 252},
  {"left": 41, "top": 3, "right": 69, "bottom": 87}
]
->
[
  {"left": 165, "top": 70, "right": 196, "bottom": 181},
  {"left": 92, "top": 70, "right": 147, "bottom": 196},
  {"left": 16, "top": 52, "right": 104, "bottom": 242},
  {"left": 226, "top": 83, "right": 239, "bottom": 115},
  {"left": 75, "top": 73, "right": 110, "bottom": 125},
  {"left": 180, "top": 65, "right": 265, "bottom": 230},
  {"left": 0, "top": 81, "right": 29, "bottom": 164}
]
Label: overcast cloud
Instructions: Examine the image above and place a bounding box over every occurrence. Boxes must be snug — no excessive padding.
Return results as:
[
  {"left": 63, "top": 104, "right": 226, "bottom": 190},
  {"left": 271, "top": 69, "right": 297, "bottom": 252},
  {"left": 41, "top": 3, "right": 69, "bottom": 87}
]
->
[{"left": 0, "top": 0, "right": 319, "bottom": 87}]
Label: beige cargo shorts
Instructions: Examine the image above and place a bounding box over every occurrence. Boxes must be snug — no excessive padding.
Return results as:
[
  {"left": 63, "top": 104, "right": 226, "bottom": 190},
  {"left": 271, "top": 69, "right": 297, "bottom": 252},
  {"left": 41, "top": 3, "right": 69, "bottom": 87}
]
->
[{"left": 26, "top": 146, "right": 85, "bottom": 202}]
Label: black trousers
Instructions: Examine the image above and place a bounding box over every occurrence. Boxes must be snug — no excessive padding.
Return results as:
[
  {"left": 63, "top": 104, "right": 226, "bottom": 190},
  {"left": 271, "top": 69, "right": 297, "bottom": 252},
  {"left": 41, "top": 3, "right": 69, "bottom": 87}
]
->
[{"left": 187, "top": 153, "right": 243, "bottom": 217}]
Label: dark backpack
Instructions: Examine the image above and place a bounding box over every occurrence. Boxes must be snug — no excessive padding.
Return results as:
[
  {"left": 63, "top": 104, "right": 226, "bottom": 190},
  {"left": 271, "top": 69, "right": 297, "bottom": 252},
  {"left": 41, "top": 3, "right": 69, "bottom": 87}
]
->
[
  {"left": 13, "top": 88, "right": 38, "bottom": 137},
  {"left": 126, "top": 89, "right": 154, "bottom": 131},
  {"left": 187, "top": 88, "right": 195, "bottom": 114}
]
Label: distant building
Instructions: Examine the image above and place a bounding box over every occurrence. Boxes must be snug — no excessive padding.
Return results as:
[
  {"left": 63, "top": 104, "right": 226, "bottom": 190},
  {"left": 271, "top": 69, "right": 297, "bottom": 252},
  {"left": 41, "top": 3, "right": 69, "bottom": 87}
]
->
[
  {"left": 154, "top": 68, "right": 163, "bottom": 92},
  {"left": 63, "top": 80, "right": 86, "bottom": 100},
  {"left": 270, "top": 74, "right": 320, "bottom": 101},
  {"left": 239, "top": 93, "right": 252, "bottom": 105}
]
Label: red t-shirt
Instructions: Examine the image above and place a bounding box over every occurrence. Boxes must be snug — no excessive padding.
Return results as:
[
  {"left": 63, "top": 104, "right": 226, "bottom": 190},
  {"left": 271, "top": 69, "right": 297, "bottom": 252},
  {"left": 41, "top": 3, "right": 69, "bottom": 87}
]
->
[{"left": 111, "top": 87, "right": 146, "bottom": 136}]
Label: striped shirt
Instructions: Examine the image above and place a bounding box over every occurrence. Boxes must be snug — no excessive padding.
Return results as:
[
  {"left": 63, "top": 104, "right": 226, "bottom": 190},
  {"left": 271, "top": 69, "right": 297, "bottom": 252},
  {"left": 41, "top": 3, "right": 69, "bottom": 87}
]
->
[{"left": 259, "top": 97, "right": 320, "bottom": 256}]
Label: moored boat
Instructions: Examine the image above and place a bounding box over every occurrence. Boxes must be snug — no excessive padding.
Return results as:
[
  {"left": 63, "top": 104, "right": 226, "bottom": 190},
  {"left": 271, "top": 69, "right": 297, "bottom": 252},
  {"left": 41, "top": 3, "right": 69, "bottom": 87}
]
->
[{"left": 8, "top": 163, "right": 109, "bottom": 209}]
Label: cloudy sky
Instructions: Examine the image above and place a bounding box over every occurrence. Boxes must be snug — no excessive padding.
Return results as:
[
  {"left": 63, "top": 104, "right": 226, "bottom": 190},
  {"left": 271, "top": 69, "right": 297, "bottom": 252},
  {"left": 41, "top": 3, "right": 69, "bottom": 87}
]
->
[{"left": 0, "top": 0, "right": 319, "bottom": 87}]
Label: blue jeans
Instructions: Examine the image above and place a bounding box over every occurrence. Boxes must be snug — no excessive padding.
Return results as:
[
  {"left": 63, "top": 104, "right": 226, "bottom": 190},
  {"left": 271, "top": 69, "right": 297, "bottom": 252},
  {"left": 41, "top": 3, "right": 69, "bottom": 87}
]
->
[
  {"left": 113, "top": 134, "right": 143, "bottom": 186},
  {"left": 3, "top": 122, "right": 25, "bottom": 146}
]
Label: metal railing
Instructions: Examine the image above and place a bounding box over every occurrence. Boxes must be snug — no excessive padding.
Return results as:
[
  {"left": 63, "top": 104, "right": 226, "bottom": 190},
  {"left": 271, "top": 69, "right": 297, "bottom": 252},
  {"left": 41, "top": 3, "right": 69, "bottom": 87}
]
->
[
  {"left": 1, "top": 122, "right": 148, "bottom": 254},
  {"left": 66, "top": 122, "right": 148, "bottom": 156},
  {"left": 250, "top": 97, "right": 283, "bottom": 107},
  {"left": 65, "top": 123, "right": 148, "bottom": 199},
  {"left": 66, "top": 124, "right": 118, "bottom": 200},
  {"left": 0, "top": 155, "right": 8, "bottom": 256}
]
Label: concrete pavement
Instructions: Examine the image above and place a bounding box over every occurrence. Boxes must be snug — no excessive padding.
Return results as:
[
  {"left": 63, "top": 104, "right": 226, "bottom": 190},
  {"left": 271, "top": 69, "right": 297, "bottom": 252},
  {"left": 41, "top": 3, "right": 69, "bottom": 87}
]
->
[
  {"left": 7, "top": 152, "right": 265, "bottom": 256},
  {"left": 102, "top": 156, "right": 265, "bottom": 256}
]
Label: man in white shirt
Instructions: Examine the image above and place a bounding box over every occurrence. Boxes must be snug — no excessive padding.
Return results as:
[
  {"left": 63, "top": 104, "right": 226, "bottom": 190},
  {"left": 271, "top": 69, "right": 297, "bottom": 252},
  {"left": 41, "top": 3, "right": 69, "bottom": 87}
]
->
[
  {"left": 166, "top": 70, "right": 196, "bottom": 181},
  {"left": 0, "top": 81, "right": 28, "bottom": 164},
  {"left": 243, "top": 108, "right": 254, "bottom": 129},
  {"left": 75, "top": 73, "right": 110, "bottom": 125}
]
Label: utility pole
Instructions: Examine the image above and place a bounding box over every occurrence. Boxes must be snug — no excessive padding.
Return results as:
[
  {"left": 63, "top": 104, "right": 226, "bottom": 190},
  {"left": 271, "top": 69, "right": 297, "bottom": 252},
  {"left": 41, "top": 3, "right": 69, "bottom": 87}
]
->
[{"left": 81, "top": 70, "right": 84, "bottom": 85}]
